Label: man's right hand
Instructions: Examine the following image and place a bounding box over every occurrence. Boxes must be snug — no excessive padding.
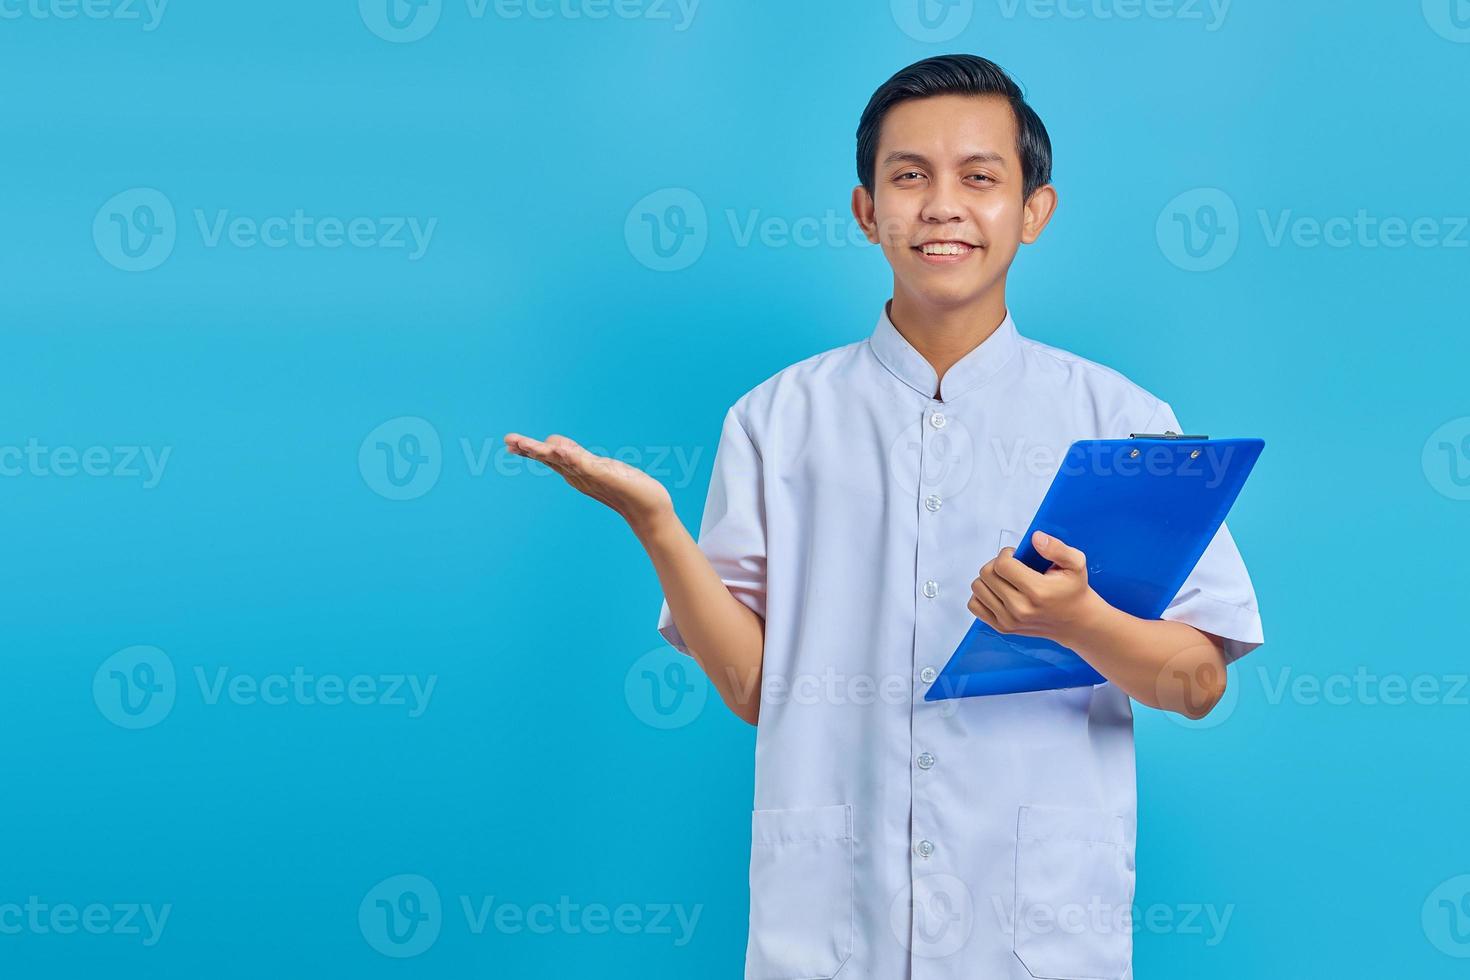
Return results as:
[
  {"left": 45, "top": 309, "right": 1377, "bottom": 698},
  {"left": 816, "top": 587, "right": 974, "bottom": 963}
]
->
[{"left": 503, "top": 432, "right": 675, "bottom": 536}]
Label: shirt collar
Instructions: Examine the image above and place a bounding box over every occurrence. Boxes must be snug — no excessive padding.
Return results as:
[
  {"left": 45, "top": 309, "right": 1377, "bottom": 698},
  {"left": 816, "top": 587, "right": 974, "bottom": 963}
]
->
[{"left": 868, "top": 301, "right": 1022, "bottom": 401}]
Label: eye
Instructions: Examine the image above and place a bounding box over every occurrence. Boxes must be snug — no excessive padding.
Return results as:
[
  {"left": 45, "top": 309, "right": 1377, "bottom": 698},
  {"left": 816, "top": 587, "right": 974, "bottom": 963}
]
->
[
  {"left": 895, "top": 171, "right": 924, "bottom": 182},
  {"left": 968, "top": 173, "right": 996, "bottom": 184}
]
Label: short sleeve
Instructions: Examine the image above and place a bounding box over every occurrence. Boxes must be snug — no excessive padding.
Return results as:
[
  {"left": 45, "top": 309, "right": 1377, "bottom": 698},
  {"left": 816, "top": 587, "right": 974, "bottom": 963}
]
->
[
  {"left": 656, "top": 406, "right": 768, "bottom": 655},
  {"left": 1146, "top": 399, "right": 1265, "bottom": 664}
]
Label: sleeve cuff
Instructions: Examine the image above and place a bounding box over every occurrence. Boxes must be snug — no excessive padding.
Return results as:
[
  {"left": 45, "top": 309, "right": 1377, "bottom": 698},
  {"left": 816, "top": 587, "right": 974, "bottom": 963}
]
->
[
  {"left": 1161, "top": 590, "right": 1265, "bottom": 665},
  {"left": 657, "top": 590, "right": 765, "bottom": 657}
]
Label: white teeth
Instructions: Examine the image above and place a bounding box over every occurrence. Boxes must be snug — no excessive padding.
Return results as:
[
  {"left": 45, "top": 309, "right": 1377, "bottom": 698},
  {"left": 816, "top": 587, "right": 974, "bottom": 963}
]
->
[{"left": 920, "top": 242, "right": 968, "bottom": 255}]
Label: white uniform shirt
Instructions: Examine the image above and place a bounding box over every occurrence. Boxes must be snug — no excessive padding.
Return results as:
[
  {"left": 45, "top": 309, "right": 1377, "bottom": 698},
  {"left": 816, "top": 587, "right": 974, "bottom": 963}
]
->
[{"left": 657, "top": 305, "right": 1263, "bottom": 980}]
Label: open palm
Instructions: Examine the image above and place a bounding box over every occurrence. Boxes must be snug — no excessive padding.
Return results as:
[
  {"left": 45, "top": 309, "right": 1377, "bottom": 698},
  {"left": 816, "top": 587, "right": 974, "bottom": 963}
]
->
[{"left": 504, "top": 432, "right": 673, "bottom": 532}]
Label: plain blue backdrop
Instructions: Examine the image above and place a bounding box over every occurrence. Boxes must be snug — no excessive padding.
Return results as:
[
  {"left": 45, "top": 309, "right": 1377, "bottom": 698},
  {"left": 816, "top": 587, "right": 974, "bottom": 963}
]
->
[{"left": 3, "top": 1, "right": 1469, "bottom": 976}]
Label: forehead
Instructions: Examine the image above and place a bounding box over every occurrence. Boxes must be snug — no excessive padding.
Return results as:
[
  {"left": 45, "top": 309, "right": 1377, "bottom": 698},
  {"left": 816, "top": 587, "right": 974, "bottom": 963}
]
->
[{"left": 876, "top": 93, "right": 1019, "bottom": 164}]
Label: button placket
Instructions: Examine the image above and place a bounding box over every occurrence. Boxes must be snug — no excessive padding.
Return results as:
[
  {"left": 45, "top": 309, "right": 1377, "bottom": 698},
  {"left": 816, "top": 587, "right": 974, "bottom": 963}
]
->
[{"left": 911, "top": 401, "right": 952, "bottom": 886}]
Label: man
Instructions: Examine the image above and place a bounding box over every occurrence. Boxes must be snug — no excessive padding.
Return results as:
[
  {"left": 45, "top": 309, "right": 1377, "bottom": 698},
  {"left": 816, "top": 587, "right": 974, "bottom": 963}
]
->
[{"left": 506, "top": 53, "right": 1261, "bottom": 980}]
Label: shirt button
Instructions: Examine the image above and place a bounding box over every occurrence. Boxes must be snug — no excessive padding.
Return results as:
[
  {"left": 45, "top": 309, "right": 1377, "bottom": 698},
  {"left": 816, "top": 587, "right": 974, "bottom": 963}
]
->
[
  {"left": 916, "top": 839, "right": 935, "bottom": 858},
  {"left": 924, "top": 494, "right": 942, "bottom": 512},
  {"left": 920, "top": 666, "right": 937, "bottom": 684},
  {"left": 917, "top": 752, "right": 936, "bottom": 770},
  {"left": 930, "top": 412, "right": 947, "bottom": 429},
  {"left": 922, "top": 580, "right": 939, "bottom": 599}
]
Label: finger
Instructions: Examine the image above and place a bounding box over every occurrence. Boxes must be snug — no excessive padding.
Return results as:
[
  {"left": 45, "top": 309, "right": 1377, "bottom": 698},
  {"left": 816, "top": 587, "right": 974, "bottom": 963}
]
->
[
  {"left": 509, "top": 434, "right": 589, "bottom": 472},
  {"left": 967, "top": 593, "right": 999, "bottom": 630},
  {"left": 981, "top": 560, "right": 1032, "bottom": 611},
  {"left": 969, "top": 577, "right": 1011, "bottom": 631},
  {"left": 1032, "top": 530, "right": 1086, "bottom": 574},
  {"left": 992, "top": 547, "right": 1045, "bottom": 599}
]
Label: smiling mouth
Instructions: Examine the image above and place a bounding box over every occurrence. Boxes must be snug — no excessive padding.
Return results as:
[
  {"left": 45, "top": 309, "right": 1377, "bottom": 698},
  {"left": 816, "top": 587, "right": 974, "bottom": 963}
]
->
[{"left": 913, "top": 241, "right": 979, "bottom": 258}]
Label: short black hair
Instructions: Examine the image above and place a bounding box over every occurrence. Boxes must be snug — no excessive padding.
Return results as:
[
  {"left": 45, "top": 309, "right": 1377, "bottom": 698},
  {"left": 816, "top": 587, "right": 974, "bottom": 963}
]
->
[{"left": 856, "top": 54, "right": 1053, "bottom": 201}]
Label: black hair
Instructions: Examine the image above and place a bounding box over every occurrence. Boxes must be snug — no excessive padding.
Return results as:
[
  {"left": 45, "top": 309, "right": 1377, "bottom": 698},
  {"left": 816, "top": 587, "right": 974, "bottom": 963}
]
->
[{"left": 856, "top": 54, "right": 1053, "bottom": 201}]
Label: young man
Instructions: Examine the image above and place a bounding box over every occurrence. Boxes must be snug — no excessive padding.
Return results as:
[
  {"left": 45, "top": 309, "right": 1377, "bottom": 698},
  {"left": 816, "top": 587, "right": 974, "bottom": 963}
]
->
[{"left": 506, "top": 54, "right": 1261, "bottom": 980}]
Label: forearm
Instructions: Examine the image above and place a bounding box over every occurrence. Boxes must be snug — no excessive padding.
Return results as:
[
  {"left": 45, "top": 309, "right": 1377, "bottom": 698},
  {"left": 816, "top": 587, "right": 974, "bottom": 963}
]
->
[
  {"left": 632, "top": 512, "right": 765, "bottom": 725},
  {"left": 1054, "top": 594, "right": 1228, "bottom": 718}
]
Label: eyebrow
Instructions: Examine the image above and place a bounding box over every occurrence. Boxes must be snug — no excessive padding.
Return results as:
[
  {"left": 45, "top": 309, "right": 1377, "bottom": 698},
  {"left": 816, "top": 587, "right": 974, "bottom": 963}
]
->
[{"left": 881, "top": 150, "right": 1007, "bottom": 169}]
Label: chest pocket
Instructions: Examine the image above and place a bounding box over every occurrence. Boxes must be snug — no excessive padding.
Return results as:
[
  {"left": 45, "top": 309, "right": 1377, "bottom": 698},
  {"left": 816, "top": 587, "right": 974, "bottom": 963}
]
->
[
  {"left": 745, "top": 804, "right": 853, "bottom": 980},
  {"left": 1013, "top": 804, "right": 1135, "bottom": 980}
]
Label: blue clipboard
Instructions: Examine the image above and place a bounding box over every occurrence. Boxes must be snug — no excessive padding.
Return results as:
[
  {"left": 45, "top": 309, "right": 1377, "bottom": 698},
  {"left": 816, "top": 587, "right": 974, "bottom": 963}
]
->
[{"left": 925, "top": 433, "right": 1264, "bottom": 701}]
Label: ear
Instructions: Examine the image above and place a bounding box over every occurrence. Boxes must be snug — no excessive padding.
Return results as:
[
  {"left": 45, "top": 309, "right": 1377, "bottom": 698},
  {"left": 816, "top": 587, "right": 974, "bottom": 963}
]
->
[
  {"left": 851, "top": 184, "right": 881, "bottom": 245},
  {"left": 1020, "top": 184, "right": 1058, "bottom": 245}
]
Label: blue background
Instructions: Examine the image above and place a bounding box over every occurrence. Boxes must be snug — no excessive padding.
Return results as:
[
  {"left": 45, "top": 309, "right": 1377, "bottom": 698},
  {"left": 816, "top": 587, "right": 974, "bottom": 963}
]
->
[{"left": 3, "top": 0, "right": 1468, "bottom": 976}]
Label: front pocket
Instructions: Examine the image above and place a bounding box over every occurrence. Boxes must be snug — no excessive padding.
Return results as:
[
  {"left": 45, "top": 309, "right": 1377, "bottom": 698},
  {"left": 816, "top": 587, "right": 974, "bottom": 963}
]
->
[
  {"left": 1013, "top": 804, "right": 1135, "bottom": 980},
  {"left": 745, "top": 804, "right": 853, "bottom": 980}
]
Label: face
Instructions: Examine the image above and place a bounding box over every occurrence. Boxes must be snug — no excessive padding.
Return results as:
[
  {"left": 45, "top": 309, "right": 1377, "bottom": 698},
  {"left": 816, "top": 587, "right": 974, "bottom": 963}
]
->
[{"left": 853, "top": 93, "right": 1056, "bottom": 312}]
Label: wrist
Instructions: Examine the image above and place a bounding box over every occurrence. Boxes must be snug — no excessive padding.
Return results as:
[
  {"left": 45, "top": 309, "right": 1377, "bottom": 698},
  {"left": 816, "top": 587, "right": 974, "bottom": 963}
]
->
[
  {"left": 628, "top": 506, "right": 682, "bottom": 545},
  {"left": 1051, "top": 589, "right": 1114, "bottom": 650}
]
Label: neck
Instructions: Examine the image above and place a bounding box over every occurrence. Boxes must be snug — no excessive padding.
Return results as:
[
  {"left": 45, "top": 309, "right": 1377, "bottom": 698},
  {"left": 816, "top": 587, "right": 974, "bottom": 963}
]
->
[{"left": 887, "top": 286, "right": 1009, "bottom": 397}]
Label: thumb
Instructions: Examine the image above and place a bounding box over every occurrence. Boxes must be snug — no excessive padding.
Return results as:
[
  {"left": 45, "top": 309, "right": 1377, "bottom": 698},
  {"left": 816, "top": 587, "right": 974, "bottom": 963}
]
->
[{"left": 1032, "top": 530, "right": 1086, "bottom": 573}]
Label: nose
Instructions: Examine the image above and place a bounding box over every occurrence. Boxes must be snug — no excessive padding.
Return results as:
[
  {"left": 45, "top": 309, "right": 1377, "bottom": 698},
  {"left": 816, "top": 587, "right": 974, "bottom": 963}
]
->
[{"left": 919, "top": 179, "right": 965, "bottom": 225}]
